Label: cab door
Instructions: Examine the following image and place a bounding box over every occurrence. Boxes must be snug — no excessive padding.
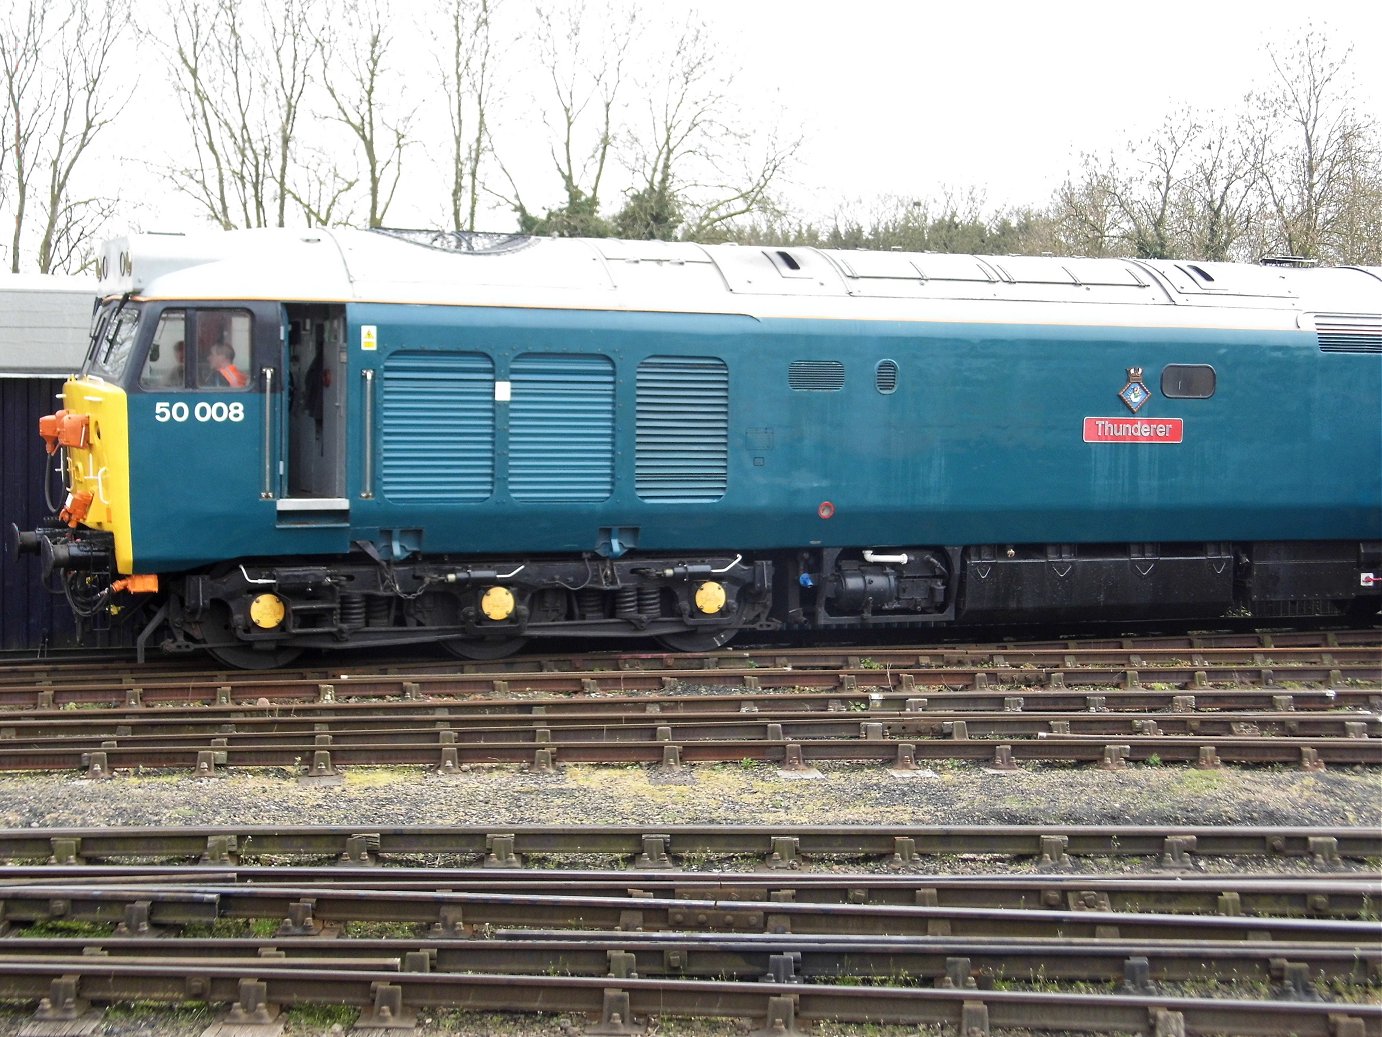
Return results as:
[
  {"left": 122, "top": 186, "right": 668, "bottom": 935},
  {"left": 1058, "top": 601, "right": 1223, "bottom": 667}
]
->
[{"left": 275, "top": 304, "right": 349, "bottom": 525}]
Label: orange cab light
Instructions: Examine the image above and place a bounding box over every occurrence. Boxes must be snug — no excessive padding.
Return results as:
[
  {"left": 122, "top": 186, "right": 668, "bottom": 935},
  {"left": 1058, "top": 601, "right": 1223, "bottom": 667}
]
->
[
  {"left": 112, "top": 575, "right": 159, "bottom": 594},
  {"left": 60, "top": 491, "right": 94, "bottom": 528}
]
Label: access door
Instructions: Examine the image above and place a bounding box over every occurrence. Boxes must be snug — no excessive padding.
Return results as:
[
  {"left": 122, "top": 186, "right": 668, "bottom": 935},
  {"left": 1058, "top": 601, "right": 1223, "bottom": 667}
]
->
[{"left": 276, "top": 304, "right": 348, "bottom": 520}]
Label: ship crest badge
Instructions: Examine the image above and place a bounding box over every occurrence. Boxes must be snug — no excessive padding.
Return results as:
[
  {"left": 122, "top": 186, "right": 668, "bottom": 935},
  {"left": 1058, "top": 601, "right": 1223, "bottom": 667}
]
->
[{"left": 1119, "top": 367, "right": 1150, "bottom": 413}]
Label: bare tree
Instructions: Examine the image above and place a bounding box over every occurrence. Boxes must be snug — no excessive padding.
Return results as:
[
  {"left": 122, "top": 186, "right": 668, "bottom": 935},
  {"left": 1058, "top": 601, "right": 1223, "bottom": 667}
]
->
[
  {"left": 615, "top": 16, "right": 797, "bottom": 241},
  {"left": 0, "top": 0, "right": 49, "bottom": 271},
  {"left": 1049, "top": 161, "right": 1120, "bottom": 257},
  {"left": 162, "top": 0, "right": 317, "bottom": 229},
  {"left": 1183, "top": 117, "right": 1260, "bottom": 261},
  {"left": 315, "top": 0, "right": 412, "bottom": 229},
  {"left": 1045, "top": 109, "right": 1266, "bottom": 262},
  {"left": 1, "top": 0, "right": 128, "bottom": 272},
  {"left": 1330, "top": 133, "right": 1382, "bottom": 264},
  {"left": 676, "top": 137, "right": 795, "bottom": 241},
  {"left": 36, "top": 0, "right": 130, "bottom": 272},
  {"left": 1052, "top": 114, "right": 1202, "bottom": 260},
  {"left": 430, "top": 0, "right": 503, "bottom": 233},
  {"left": 1249, "top": 31, "right": 1375, "bottom": 262},
  {"left": 495, "top": 0, "right": 638, "bottom": 236},
  {"left": 284, "top": 146, "right": 359, "bottom": 228},
  {"left": 1112, "top": 113, "right": 1200, "bottom": 259}
]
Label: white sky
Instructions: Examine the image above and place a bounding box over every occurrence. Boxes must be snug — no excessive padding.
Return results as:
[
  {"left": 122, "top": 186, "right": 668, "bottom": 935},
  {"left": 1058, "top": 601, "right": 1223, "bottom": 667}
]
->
[
  {"left": 680, "top": 0, "right": 1382, "bottom": 219},
  {"left": 81, "top": 0, "right": 1382, "bottom": 238}
]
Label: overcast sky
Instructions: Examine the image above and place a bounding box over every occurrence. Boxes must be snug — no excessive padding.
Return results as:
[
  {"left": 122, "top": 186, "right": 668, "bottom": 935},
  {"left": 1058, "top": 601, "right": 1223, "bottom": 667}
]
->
[
  {"left": 86, "top": 0, "right": 1382, "bottom": 237},
  {"left": 673, "top": 0, "right": 1382, "bottom": 219}
]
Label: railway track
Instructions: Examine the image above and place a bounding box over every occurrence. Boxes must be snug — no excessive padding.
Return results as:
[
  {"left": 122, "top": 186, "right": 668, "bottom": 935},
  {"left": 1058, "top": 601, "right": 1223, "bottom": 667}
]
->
[
  {"left": 0, "top": 631, "right": 1374, "bottom": 1034},
  {"left": 0, "top": 959, "right": 1373, "bottom": 1036},
  {"left": 0, "top": 631, "right": 1375, "bottom": 777},
  {"left": 2, "top": 625, "right": 1375, "bottom": 682},
  {"left": 0, "top": 854, "right": 1373, "bottom": 1035},
  {"left": 2, "top": 628, "right": 1377, "bottom": 697},
  {"left": 4, "top": 823, "right": 1377, "bottom": 868}
]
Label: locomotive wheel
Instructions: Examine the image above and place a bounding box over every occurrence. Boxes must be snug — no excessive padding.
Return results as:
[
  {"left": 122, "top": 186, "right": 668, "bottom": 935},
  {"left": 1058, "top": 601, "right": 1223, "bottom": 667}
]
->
[
  {"left": 199, "top": 601, "right": 303, "bottom": 669},
  {"left": 656, "top": 626, "right": 739, "bottom": 652},
  {"left": 440, "top": 635, "right": 529, "bottom": 661},
  {"left": 207, "top": 642, "right": 303, "bottom": 670}
]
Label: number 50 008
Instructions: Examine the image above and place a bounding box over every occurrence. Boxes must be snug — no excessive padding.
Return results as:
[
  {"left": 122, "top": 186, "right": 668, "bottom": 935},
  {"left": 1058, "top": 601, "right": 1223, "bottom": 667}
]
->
[{"left": 154, "top": 401, "right": 246, "bottom": 423}]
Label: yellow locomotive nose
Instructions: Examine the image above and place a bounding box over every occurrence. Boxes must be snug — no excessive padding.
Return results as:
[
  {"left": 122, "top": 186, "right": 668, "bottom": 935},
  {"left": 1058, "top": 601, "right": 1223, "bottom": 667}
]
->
[{"left": 39, "top": 378, "right": 136, "bottom": 573}]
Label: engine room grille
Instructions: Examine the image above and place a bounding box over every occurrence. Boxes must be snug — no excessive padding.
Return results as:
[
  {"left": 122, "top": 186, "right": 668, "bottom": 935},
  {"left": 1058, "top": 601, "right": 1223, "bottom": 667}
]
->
[
  {"left": 1315, "top": 314, "right": 1382, "bottom": 353},
  {"left": 380, "top": 352, "right": 494, "bottom": 502},
  {"left": 509, "top": 353, "right": 615, "bottom": 501},
  {"left": 636, "top": 356, "right": 729, "bottom": 502},
  {"left": 789, "top": 360, "right": 845, "bottom": 390}
]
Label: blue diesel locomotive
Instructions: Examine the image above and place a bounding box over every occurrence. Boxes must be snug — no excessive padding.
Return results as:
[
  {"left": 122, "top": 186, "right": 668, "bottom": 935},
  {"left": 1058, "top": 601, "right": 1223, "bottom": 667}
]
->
[{"left": 14, "top": 229, "right": 1382, "bottom": 667}]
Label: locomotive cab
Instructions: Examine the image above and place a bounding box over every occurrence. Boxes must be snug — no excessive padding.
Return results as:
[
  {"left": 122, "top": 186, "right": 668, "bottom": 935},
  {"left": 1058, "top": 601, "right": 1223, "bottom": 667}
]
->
[{"left": 20, "top": 268, "right": 358, "bottom": 663}]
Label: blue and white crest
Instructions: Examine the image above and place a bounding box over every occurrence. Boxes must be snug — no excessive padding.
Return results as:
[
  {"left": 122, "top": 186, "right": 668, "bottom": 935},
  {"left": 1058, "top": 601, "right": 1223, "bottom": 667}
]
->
[{"left": 1119, "top": 367, "right": 1150, "bottom": 413}]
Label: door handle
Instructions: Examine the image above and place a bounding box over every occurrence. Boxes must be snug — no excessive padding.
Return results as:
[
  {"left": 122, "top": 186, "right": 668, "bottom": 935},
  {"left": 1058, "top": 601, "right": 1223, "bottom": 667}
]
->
[
  {"left": 260, "top": 367, "right": 275, "bottom": 499},
  {"left": 361, "top": 368, "right": 374, "bottom": 500}
]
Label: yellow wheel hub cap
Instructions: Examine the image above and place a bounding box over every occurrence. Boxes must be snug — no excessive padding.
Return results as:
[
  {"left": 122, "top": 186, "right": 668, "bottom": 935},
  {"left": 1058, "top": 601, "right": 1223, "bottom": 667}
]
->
[
  {"left": 694, "top": 581, "right": 727, "bottom": 615},
  {"left": 249, "top": 593, "right": 286, "bottom": 629},
  {"left": 481, "top": 586, "right": 516, "bottom": 621}
]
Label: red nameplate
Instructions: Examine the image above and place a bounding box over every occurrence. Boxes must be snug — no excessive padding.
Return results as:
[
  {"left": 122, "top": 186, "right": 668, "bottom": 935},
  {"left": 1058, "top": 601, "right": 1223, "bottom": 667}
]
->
[{"left": 1083, "top": 417, "right": 1184, "bottom": 443}]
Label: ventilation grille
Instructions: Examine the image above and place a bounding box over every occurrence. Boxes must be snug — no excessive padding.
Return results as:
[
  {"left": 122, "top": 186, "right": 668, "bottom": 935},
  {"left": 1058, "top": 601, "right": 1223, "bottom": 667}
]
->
[
  {"left": 380, "top": 352, "right": 494, "bottom": 502},
  {"left": 636, "top": 356, "right": 729, "bottom": 502},
  {"left": 510, "top": 353, "right": 615, "bottom": 501},
  {"left": 1315, "top": 314, "right": 1382, "bottom": 353},
  {"left": 875, "top": 359, "right": 898, "bottom": 394},
  {"left": 789, "top": 360, "right": 845, "bottom": 390}
]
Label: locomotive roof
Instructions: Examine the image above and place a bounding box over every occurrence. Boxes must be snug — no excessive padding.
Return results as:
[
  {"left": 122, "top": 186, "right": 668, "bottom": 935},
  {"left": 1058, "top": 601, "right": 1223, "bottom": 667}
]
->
[{"left": 96, "top": 228, "right": 1382, "bottom": 331}]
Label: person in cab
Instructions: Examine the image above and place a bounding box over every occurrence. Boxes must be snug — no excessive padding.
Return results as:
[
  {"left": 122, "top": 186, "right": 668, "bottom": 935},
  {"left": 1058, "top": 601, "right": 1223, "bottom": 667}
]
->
[{"left": 204, "top": 342, "right": 248, "bottom": 388}]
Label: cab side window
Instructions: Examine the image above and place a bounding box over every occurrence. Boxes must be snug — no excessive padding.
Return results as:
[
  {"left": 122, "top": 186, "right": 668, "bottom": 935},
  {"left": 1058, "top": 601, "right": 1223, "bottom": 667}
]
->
[
  {"left": 139, "top": 309, "right": 253, "bottom": 390},
  {"left": 139, "top": 310, "right": 188, "bottom": 389},
  {"left": 196, "top": 310, "right": 253, "bottom": 390}
]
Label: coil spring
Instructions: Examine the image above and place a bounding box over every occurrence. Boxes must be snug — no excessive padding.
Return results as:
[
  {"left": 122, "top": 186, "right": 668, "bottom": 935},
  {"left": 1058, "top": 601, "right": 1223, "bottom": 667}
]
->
[
  {"left": 339, "top": 593, "right": 366, "bottom": 629},
  {"left": 637, "top": 586, "right": 661, "bottom": 618},
  {"left": 614, "top": 586, "right": 638, "bottom": 618},
  {"left": 366, "top": 596, "right": 393, "bottom": 627},
  {"left": 577, "top": 588, "right": 605, "bottom": 619}
]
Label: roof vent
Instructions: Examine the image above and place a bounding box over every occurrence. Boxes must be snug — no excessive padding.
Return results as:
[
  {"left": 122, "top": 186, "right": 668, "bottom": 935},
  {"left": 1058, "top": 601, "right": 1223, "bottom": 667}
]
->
[{"left": 1258, "top": 254, "right": 1316, "bottom": 268}]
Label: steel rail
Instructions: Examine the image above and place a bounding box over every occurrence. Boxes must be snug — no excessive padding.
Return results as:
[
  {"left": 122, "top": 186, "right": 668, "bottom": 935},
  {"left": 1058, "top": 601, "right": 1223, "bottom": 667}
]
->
[
  {"left": 5, "top": 823, "right": 1377, "bottom": 867},
  {"left": 0, "top": 960, "right": 1373, "bottom": 1036},
  {"left": 0, "top": 706, "right": 1372, "bottom": 745},
  {"left": 0, "top": 934, "right": 1374, "bottom": 986},
  {"left": 3, "top": 867, "right": 1377, "bottom": 914},
  {"left": 0, "top": 882, "right": 1375, "bottom": 943},
  {"left": 5, "top": 673, "right": 1379, "bottom": 715},
  {"left": 0, "top": 867, "right": 1372, "bottom": 917}
]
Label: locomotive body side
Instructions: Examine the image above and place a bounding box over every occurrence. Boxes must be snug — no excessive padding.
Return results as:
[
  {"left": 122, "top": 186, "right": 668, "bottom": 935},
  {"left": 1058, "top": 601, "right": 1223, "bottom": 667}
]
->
[{"left": 18, "top": 230, "right": 1380, "bottom": 665}]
